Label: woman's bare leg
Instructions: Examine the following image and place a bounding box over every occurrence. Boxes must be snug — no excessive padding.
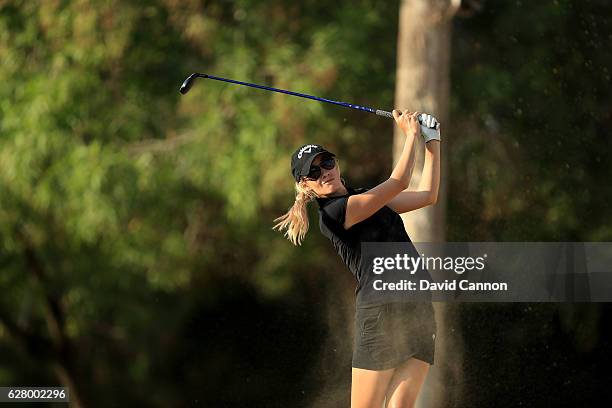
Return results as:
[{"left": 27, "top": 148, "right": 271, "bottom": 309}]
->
[
  {"left": 384, "top": 358, "right": 430, "bottom": 408},
  {"left": 351, "top": 366, "right": 396, "bottom": 408}
]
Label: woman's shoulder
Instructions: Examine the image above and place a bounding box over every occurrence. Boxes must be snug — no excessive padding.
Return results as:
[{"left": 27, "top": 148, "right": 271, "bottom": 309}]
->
[{"left": 316, "top": 186, "right": 371, "bottom": 224}]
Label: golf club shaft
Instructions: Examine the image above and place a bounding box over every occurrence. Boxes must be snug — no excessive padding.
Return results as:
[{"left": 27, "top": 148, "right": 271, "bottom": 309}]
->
[{"left": 180, "top": 73, "right": 438, "bottom": 126}]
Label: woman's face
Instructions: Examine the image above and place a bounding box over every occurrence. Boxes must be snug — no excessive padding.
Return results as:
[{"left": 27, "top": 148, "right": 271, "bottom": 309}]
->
[{"left": 302, "top": 154, "right": 345, "bottom": 197}]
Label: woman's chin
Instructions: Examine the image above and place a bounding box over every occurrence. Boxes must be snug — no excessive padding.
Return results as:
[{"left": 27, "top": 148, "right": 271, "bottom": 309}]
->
[{"left": 323, "top": 183, "right": 340, "bottom": 195}]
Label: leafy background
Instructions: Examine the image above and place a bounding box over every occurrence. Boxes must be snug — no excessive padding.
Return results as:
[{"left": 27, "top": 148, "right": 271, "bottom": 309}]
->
[{"left": 1, "top": 0, "right": 611, "bottom": 406}]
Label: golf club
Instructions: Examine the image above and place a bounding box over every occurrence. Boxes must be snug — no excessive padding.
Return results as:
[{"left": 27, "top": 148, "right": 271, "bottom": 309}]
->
[{"left": 179, "top": 73, "right": 440, "bottom": 130}]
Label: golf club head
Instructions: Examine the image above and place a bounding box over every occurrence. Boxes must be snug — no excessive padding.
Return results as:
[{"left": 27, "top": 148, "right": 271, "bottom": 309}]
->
[{"left": 179, "top": 73, "right": 202, "bottom": 94}]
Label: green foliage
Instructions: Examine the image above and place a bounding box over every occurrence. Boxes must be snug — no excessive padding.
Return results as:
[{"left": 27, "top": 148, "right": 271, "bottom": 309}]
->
[
  {"left": 449, "top": 0, "right": 612, "bottom": 240},
  {"left": 0, "top": 0, "right": 610, "bottom": 405},
  {"left": 0, "top": 1, "right": 400, "bottom": 405}
]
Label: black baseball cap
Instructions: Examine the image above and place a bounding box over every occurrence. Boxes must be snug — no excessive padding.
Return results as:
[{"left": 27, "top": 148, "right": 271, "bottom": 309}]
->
[{"left": 291, "top": 144, "right": 335, "bottom": 181}]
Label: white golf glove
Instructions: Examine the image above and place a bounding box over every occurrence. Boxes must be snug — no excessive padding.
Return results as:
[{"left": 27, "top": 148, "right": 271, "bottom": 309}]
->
[{"left": 418, "top": 113, "right": 441, "bottom": 143}]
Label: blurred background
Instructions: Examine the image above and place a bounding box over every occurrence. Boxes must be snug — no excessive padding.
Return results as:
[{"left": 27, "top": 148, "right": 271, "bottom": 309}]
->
[{"left": 0, "top": 0, "right": 611, "bottom": 407}]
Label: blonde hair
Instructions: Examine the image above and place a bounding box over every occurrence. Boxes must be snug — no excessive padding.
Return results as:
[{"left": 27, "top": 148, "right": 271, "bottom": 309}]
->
[{"left": 273, "top": 181, "right": 317, "bottom": 246}]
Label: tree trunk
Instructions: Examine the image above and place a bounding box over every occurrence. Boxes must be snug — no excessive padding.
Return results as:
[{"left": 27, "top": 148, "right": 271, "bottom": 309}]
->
[{"left": 393, "top": 1, "right": 461, "bottom": 406}]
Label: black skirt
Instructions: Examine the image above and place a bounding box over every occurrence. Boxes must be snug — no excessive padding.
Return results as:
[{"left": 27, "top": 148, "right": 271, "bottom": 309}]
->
[{"left": 352, "top": 302, "right": 437, "bottom": 371}]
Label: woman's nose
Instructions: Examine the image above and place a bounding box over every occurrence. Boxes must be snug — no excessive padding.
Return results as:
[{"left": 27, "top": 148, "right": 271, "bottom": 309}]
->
[{"left": 321, "top": 169, "right": 332, "bottom": 180}]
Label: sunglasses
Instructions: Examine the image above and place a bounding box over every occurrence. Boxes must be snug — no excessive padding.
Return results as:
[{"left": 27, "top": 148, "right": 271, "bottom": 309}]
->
[{"left": 304, "top": 156, "right": 336, "bottom": 181}]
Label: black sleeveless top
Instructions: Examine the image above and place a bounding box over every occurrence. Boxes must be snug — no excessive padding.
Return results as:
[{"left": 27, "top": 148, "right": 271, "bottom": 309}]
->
[{"left": 316, "top": 186, "right": 420, "bottom": 302}]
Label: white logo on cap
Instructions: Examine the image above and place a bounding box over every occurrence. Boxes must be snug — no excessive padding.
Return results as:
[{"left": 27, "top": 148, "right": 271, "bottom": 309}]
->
[{"left": 297, "top": 144, "right": 319, "bottom": 159}]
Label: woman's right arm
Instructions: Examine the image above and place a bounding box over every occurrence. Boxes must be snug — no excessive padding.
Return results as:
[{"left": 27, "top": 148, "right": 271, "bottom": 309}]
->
[{"left": 343, "top": 110, "right": 421, "bottom": 229}]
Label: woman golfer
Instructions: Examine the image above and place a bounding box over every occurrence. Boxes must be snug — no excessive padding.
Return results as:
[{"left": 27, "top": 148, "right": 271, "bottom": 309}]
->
[{"left": 274, "top": 110, "right": 441, "bottom": 408}]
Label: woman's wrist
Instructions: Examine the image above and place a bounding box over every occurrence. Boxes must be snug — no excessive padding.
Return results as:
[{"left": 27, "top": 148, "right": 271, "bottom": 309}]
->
[
  {"left": 424, "top": 140, "right": 440, "bottom": 153},
  {"left": 403, "top": 128, "right": 418, "bottom": 141}
]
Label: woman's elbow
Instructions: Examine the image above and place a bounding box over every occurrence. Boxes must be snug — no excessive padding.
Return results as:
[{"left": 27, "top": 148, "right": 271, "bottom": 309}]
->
[
  {"left": 428, "top": 194, "right": 438, "bottom": 206},
  {"left": 389, "top": 177, "right": 410, "bottom": 192}
]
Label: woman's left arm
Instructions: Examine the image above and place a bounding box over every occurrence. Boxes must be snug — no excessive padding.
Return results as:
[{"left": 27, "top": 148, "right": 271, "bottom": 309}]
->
[{"left": 387, "top": 140, "right": 440, "bottom": 213}]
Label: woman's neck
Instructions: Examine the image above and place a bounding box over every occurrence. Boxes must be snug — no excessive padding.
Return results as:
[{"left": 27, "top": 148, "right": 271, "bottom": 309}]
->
[{"left": 320, "top": 185, "right": 349, "bottom": 198}]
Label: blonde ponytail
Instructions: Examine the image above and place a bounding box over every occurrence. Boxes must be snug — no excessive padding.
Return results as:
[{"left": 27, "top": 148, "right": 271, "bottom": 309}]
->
[{"left": 273, "top": 182, "right": 317, "bottom": 246}]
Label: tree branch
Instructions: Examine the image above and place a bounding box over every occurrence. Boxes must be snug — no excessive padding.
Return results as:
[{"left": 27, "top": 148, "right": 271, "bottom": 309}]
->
[
  {"left": 22, "top": 243, "right": 67, "bottom": 346},
  {"left": 0, "top": 308, "right": 54, "bottom": 361}
]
